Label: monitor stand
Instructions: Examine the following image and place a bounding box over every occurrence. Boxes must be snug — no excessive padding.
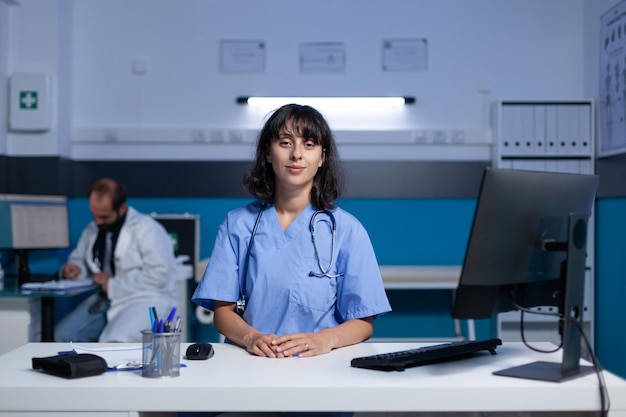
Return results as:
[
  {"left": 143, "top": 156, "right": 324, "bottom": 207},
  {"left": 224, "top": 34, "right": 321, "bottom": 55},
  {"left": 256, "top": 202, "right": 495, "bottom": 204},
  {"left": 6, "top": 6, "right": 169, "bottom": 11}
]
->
[
  {"left": 494, "top": 360, "right": 595, "bottom": 383},
  {"left": 495, "top": 214, "right": 595, "bottom": 383}
]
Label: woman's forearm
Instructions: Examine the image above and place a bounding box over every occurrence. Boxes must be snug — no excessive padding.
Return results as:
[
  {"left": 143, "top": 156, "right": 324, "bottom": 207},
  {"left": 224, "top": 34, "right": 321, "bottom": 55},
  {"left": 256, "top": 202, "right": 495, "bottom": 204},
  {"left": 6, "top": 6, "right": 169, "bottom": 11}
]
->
[{"left": 318, "top": 317, "right": 374, "bottom": 350}]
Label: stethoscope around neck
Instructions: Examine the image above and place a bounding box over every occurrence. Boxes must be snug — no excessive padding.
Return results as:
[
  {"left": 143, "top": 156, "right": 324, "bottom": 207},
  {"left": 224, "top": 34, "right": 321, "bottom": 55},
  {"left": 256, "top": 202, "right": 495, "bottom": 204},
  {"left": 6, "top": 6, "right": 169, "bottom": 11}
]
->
[
  {"left": 308, "top": 209, "right": 343, "bottom": 278},
  {"left": 237, "top": 203, "right": 343, "bottom": 315}
]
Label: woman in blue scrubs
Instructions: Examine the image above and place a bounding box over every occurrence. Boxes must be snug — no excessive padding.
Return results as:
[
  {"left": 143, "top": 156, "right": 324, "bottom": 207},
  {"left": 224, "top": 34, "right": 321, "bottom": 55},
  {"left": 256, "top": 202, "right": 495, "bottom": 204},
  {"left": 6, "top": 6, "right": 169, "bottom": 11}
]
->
[{"left": 192, "top": 104, "right": 391, "bottom": 358}]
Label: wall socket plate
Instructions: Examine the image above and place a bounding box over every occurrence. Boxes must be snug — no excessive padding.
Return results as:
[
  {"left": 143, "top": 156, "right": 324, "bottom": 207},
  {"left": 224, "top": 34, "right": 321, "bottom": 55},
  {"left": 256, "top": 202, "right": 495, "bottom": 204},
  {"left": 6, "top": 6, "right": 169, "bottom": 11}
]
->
[{"left": 433, "top": 131, "right": 447, "bottom": 143}]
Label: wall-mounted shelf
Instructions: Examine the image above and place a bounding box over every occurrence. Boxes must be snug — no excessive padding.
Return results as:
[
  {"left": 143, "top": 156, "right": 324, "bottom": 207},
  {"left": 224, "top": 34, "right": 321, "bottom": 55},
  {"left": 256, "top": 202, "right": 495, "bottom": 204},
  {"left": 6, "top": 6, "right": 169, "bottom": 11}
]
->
[{"left": 70, "top": 128, "right": 492, "bottom": 161}]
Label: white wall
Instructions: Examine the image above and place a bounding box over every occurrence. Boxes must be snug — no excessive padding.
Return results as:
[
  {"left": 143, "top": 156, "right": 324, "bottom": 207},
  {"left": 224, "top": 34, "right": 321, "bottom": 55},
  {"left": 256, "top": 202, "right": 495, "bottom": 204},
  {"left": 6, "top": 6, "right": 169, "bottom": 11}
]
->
[
  {"left": 0, "top": 1, "right": 11, "bottom": 155},
  {"left": 5, "top": 0, "right": 68, "bottom": 156},
  {"left": 3, "top": 0, "right": 591, "bottom": 160}
]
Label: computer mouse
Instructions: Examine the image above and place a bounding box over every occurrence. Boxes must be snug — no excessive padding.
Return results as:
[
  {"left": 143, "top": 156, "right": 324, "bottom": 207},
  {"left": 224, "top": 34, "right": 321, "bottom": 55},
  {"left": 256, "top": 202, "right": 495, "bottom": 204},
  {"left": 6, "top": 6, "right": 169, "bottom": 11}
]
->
[{"left": 186, "top": 343, "right": 214, "bottom": 360}]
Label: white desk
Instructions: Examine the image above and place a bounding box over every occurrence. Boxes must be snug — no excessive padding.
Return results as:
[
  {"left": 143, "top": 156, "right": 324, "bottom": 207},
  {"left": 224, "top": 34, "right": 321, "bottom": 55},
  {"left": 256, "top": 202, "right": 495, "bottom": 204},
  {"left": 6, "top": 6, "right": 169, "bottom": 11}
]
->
[{"left": 0, "top": 342, "right": 625, "bottom": 416}]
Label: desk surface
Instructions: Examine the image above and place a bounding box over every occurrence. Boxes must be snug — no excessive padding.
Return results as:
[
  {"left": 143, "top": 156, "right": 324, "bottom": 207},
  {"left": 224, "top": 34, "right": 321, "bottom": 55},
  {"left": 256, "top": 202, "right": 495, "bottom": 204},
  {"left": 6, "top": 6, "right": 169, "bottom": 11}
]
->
[
  {"left": 0, "top": 342, "right": 625, "bottom": 415},
  {"left": 0, "top": 276, "right": 98, "bottom": 298}
]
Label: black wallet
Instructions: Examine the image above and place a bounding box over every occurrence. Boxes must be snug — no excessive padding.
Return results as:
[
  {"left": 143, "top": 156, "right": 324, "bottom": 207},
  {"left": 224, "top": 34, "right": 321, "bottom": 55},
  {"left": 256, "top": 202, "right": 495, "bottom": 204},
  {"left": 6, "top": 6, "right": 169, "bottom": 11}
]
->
[{"left": 32, "top": 353, "right": 108, "bottom": 379}]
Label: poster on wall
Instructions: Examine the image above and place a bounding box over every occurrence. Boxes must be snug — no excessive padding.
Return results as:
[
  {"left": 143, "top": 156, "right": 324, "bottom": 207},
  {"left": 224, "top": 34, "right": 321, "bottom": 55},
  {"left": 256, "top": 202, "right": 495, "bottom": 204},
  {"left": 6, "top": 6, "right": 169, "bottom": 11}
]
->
[
  {"left": 220, "top": 40, "right": 266, "bottom": 73},
  {"left": 382, "top": 38, "right": 428, "bottom": 72},
  {"left": 299, "top": 42, "right": 346, "bottom": 74},
  {"left": 599, "top": 0, "right": 626, "bottom": 157}
]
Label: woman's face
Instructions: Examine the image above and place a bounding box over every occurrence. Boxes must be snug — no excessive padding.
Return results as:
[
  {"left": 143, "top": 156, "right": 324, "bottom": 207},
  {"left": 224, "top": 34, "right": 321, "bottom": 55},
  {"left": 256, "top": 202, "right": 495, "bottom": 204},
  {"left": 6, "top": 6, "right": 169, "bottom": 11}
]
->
[{"left": 266, "top": 121, "right": 324, "bottom": 195}]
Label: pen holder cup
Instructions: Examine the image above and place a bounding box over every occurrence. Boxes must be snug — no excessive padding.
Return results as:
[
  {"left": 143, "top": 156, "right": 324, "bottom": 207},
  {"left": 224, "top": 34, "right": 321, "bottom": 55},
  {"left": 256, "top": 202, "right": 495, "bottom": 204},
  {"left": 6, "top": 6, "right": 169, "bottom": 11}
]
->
[{"left": 141, "top": 329, "right": 182, "bottom": 378}]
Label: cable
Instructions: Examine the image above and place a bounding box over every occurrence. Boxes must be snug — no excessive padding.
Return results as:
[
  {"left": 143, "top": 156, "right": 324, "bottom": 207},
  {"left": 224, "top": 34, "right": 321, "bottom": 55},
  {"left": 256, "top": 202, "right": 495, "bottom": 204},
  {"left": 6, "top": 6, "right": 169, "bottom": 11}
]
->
[
  {"left": 511, "top": 293, "right": 562, "bottom": 354},
  {"left": 515, "top": 300, "right": 610, "bottom": 417},
  {"left": 518, "top": 308, "right": 562, "bottom": 353},
  {"left": 572, "top": 319, "right": 610, "bottom": 417}
]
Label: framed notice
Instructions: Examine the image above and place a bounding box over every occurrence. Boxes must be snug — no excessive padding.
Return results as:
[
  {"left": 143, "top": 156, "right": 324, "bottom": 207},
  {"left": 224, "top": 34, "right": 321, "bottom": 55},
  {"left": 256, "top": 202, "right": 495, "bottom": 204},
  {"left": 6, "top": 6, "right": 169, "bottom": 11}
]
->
[
  {"left": 299, "top": 42, "right": 346, "bottom": 74},
  {"left": 220, "top": 40, "right": 266, "bottom": 73},
  {"left": 382, "top": 38, "right": 428, "bottom": 72},
  {"left": 599, "top": 0, "right": 626, "bottom": 157}
]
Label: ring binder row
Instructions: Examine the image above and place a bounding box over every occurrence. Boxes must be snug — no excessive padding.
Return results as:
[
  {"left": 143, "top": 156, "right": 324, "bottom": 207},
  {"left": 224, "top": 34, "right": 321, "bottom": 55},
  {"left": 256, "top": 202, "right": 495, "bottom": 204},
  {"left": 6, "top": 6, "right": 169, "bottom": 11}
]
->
[
  {"left": 495, "top": 101, "right": 594, "bottom": 159},
  {"left": 492, "top": 100, "right": 596, "bottom": 348}
]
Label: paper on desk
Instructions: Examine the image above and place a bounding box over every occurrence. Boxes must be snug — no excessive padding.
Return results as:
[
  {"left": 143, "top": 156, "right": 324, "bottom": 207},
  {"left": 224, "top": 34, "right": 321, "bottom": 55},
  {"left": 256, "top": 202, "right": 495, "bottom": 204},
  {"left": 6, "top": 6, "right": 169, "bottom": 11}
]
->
[
  {"left": 21, "top": 278, "right": 94, "bottom": 292},
  {"left": 70, "top": 343, "right": 144, "bottom": 369}
]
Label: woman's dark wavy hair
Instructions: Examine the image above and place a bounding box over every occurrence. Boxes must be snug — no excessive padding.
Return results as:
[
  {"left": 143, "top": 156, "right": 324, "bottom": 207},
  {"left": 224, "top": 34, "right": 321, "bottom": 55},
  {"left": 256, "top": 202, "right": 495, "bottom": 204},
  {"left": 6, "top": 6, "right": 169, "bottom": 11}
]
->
[{"left": 243, "top": 104, "right": 345, "bottom": 210}]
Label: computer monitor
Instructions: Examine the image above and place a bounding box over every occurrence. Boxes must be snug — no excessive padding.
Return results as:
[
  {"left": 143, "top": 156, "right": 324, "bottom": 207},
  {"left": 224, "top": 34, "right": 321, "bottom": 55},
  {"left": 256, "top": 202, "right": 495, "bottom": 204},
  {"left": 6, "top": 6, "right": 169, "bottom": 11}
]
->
[
  {"left": 451, "top": 168, "right": 599, "bottom": 382},
  {"left": 0, "top": 194, "right": 70, "bottom": 284}
]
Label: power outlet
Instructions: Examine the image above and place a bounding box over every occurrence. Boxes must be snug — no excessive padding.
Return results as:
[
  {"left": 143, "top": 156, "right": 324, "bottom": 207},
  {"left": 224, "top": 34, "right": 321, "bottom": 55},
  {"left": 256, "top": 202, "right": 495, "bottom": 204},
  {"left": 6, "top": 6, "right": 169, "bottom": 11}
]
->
[
  {"left": 192, "top": 130, "right": 206, "bottom": 143},
  {"left": 451, "top": 130, "right": 465, "bottom": 143},
  {"left": 433, "top": 130, "right": 447, "bottom": 144},
  {"left": 210, "top": 130, "right": 226, "bottom": 143},
  {"left": 104, "top": 130, "right": 119, "bottom": 142},
  {"left": 229, "top": 130, "right": 245, "bottom": 143},
  {"left": 414, "top": 130, "right": 428, "bottom": 143},
  {"left": 132, "top": 59, "right": 149, "bottom": 75}
]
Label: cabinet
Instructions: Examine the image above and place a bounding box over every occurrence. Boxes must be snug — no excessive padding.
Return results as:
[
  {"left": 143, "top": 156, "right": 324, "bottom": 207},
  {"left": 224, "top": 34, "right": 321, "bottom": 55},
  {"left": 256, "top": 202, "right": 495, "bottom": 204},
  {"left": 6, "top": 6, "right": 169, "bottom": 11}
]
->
[
  {"left": 0, "top": 297, "right": 31, "bottom": 355},
  {"left": 492, "top": 100, "right": 595, "bottom": 348}
]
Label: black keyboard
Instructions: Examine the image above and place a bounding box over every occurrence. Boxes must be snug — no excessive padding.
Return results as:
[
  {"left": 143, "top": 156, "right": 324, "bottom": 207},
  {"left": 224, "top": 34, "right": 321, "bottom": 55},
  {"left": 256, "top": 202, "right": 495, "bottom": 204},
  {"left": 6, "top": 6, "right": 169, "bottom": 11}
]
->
[{"left": 350, "top": 338, "right": 502, "bottom": 371}]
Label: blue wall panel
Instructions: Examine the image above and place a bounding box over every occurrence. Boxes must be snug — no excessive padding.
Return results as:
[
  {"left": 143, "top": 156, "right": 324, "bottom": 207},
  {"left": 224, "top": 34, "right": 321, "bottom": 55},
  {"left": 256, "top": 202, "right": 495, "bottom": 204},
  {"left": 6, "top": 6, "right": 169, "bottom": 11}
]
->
[
  {"left": 595, "top": 198, "right": 626, "bottom": 379},
  {"left": 62, "top": 197, "right": 481, "bottom": 341},
  {"left": 66, "top": 197, "right": 476, "bottom": 266},
  {"left": 338, "top": 198, "right": 475, "bottom": 265}
]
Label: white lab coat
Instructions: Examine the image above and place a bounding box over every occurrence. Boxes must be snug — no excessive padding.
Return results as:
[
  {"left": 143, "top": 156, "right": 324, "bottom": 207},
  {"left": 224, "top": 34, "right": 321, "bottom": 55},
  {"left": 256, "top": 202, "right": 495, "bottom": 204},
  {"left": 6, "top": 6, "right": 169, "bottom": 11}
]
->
[{"left": 67, "top": 207, "right": 177, "bottom": 341}]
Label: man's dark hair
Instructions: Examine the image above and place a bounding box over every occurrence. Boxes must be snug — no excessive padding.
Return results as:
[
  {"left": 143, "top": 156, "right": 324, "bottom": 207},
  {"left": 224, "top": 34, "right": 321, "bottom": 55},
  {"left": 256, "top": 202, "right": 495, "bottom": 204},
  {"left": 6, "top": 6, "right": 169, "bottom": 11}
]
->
[{"left": 89, "top": 178, "right": 127, "bottom": 211}]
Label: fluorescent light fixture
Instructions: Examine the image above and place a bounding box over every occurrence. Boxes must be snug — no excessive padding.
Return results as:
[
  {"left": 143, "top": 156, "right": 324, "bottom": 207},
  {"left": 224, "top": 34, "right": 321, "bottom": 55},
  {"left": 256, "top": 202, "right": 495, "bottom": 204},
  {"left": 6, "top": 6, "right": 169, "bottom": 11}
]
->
[{"left": 237, "top": 96, "right": 415, "bottom": 107}]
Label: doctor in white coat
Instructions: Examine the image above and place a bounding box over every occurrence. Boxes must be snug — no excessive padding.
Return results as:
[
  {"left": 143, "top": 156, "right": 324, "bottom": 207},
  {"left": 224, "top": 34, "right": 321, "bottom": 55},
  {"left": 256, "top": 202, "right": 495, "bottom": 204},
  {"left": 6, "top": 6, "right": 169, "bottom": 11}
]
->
[{"left": 55, "top": 178, "right": 177, "bottom": 343}]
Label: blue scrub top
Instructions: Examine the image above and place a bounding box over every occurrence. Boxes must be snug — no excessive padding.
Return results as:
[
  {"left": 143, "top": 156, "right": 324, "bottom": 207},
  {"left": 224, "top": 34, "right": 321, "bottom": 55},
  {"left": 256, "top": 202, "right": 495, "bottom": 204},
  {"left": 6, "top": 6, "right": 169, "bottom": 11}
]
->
[{"left": 192, "top": 201, "right": 391, "bottom": 336}]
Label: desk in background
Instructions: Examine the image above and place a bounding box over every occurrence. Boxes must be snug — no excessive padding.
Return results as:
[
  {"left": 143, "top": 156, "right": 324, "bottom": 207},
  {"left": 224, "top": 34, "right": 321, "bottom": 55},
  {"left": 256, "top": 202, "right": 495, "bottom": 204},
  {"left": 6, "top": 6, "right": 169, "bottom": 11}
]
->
[
  {"left": 379, "top": 265, "right": 461, "bottom": 289},
  {"left": 379, "top": 265, "right": 473, "bottom": 340},
  {"left": 192, "top": 264, "right": 467, "bottom": 342},
  {"left": 0, "top": 341, "right": 624, "bottom": 416},
  {"left": 0, "top": 276, "right": 98, "bottom": 350}
]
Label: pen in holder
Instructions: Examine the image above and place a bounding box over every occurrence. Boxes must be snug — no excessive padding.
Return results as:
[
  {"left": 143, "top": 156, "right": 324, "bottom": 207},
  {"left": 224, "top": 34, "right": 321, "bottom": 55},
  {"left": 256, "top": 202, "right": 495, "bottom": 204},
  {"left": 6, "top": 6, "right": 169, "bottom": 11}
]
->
[{"left": 141, "top": 328, "right": 182, "bottom": 378}]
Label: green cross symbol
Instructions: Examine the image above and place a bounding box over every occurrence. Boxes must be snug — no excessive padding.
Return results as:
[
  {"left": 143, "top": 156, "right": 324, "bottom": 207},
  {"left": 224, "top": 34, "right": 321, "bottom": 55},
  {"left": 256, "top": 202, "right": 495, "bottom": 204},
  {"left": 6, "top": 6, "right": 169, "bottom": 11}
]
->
[
  {"left": 169, "top": 232, "right": 179, "bottom": 251},
  {"left": 19, "top": 91, "right": 38, "bottom": 109}
]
